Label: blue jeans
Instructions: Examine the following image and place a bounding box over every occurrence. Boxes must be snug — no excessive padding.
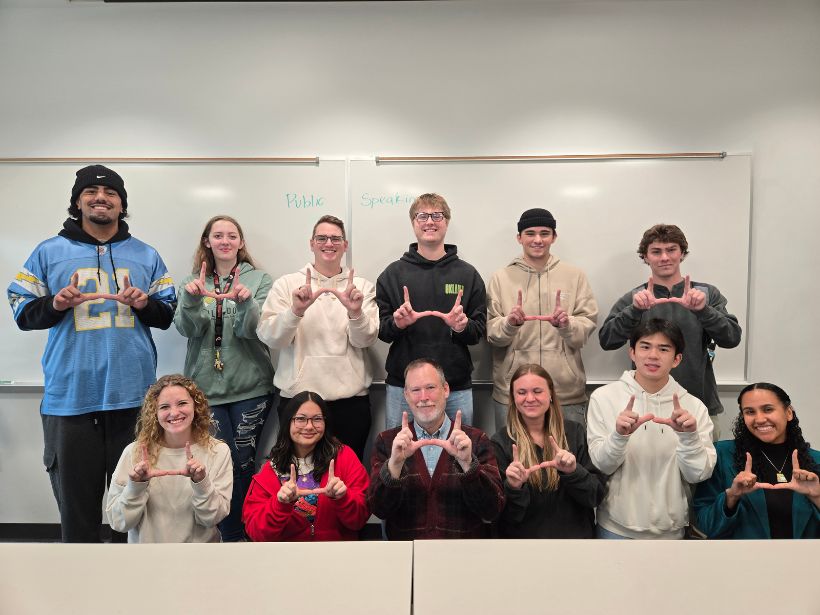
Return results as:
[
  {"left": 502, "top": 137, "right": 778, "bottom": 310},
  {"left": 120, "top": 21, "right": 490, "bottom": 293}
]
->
[
  {"left": 597, "top": 526, "right": 631, "bottom": 539},
  {"left": 384, "top": 385, "right": 473, "bottom": 429},
  {"left": 211, "top": 394, "right": 272, "bottom": 541}
]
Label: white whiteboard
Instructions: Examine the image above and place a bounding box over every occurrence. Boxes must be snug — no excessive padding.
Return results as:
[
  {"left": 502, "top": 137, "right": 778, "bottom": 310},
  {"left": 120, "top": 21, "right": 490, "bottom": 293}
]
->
[
  {"left": 0, "top": 160, "right": 347, "bottom": 383},
  {"left": 349, "top": 155, "right": 750, "bottom": 383}
]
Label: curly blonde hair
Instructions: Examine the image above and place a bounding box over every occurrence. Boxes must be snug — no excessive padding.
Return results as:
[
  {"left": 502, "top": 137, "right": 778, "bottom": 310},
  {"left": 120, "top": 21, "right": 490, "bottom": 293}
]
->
[
  {"left": 506, "top": 364, "right": 568, "bottom": 491},
  {"left": 133, "top": 374, "right": 217, "bottom": 465}
]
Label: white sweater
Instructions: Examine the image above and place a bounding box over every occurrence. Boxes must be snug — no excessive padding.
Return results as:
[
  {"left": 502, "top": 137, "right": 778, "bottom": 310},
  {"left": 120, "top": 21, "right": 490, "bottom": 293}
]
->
[
  {"left": 587, "top": 371, "right": 716, "bottom": 539},
  {"left": 106, "top": 439, "right": 232, "bottom": 543},
  {"left": 256, "top": 264, "right": 379, "bottom": 400}
]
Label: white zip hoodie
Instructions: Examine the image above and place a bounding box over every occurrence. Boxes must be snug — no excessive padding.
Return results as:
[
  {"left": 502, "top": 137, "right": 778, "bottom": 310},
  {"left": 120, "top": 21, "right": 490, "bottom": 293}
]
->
[{"left": 587, "top": 371, "right": 716, "bottom": 539}]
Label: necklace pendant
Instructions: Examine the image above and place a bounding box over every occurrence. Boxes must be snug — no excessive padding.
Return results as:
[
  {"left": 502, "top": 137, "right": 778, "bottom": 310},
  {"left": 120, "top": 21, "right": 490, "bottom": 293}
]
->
[
  {"left": 214, "top": 350, "right": 224, "bottom": 372},
  {"left": 776, "top": 472, "right": 787, "bottom": 483}
]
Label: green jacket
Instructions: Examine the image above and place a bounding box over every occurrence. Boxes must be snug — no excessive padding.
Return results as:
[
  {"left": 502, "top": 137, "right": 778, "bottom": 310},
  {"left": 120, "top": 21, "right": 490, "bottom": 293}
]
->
[
  {"left": 694, "top": 440, "right": 820, "bottom": 539},
  {"left": 174, "top": 262, "right": 274, "bottom": 405}
]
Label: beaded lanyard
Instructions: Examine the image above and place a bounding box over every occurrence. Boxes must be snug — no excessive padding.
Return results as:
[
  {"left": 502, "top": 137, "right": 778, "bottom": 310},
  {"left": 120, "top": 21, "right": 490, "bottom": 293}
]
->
[{"left": 212, "top": 264, "right": 238, "bottom": 371}]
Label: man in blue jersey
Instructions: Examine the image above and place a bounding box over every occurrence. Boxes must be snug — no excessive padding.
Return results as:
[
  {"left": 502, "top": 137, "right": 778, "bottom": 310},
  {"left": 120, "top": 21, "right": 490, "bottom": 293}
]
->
[{"left": 7, "top": 165, "right": 177, "bottom": 542}]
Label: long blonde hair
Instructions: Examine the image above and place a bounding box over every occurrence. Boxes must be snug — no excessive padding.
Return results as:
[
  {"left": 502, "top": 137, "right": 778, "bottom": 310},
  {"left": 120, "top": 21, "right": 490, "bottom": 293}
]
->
[
  {"left": 506, "top": 364, "right": 567, "bottom": 491},
  {"left": 192, "top": 215, "right": 257, "bottom": 274},
  {"left": 133, "top": 374, "right": 217, "bottom": 465}
]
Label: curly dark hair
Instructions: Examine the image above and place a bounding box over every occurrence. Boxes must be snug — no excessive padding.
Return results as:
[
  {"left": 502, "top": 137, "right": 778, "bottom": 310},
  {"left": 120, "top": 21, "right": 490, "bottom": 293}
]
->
[
  {"left": 268, "top": 391, "right": 342, "bottom": 482},
  {"left": 637, "top": 224, "right": 689, "bottom": 259},
  {"left": 732, "top": 382, "right": 816, "bottom": 475}
]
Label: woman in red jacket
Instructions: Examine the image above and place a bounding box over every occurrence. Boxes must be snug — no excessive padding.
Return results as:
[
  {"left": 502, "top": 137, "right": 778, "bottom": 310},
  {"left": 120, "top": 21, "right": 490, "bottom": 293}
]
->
[{"left": 243, "top": 391, "right": 370, "bottom": 541}]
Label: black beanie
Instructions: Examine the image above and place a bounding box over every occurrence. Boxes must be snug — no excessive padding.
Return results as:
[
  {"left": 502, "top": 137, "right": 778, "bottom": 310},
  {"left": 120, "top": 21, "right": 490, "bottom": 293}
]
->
[
  {"left": 517, "top": 208, "right": 556, "bottom": 232},
  {"left": 70, "top": 165, "right": 128, "bottom": 212}
]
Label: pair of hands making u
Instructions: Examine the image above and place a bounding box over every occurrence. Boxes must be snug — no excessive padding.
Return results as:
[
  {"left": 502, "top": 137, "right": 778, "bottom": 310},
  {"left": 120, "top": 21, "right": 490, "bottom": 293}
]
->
[
  {"left": 506, "top": 289, "right": 569, "bottom": 328},
  {"left": 53, "top": 272, "right": 148, "bottom": 311},
  {"left": 389, "top": 410, "right": 473, "bottom": 475},
  {"left": 129, "top": 443, "right": 206, "bottom": 484},
  {"left": 292, "top": 267, "right": 364, "bottom": 319},
  {"left": 632, "top": 275, "right": 706, "bottom": 312},
  {"left": 615, "top": 394, "right": 698, "bottom": 436},
  {"left": 393, "top": 286, "right": 467, "bottom": 332},
  {"left": 276, "top": 459, "right": 347, "bottom": 504},
  {"left": 505, "top": 438, "right": 577, "bottom": 489},
  {"left": 726, "top": 450, "right": 820, "bottom": 507},
  {"left": 184, "top": 261, "right": 251, "bottom": 303}
]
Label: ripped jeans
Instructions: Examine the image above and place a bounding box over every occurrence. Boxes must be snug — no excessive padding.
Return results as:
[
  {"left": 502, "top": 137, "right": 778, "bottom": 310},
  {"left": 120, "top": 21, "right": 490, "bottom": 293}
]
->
[{"left": 211, "top": 394, "right": 272, "bottom": 541}]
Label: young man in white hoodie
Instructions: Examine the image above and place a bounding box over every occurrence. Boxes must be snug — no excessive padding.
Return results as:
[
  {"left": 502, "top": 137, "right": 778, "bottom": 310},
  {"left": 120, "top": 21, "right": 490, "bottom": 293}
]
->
[{"left": 587, "top": 318, "right": 716, "bottom": 539}]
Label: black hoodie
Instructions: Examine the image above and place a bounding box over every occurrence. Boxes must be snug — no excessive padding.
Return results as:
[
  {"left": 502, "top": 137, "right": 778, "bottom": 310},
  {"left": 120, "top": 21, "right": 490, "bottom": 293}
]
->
[{"left": 376, "top": 243, "right": 486, "bottom": 389}]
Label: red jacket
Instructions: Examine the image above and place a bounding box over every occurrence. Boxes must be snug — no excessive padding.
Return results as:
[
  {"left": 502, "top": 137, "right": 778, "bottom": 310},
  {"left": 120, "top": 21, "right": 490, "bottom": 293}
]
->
[{"left": 243, "top": 445, "right": 370, "bottom": 541}]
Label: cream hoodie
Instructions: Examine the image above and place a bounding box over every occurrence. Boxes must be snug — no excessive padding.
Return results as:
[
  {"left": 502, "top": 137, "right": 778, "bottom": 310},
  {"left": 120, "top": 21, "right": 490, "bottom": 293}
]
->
[
  {"left": 587, "top": 371, "right": 716, "bottom": 538},
  {"left": 487, "top": 254, "right": 598, "bottom": 405},
  {"left": 256, "top": 264, "right": 378, "bottom": 400}
]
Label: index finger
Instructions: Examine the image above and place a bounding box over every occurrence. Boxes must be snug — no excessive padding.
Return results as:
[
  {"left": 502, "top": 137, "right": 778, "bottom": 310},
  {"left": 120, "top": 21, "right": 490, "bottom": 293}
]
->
[
  {"left": 647, "top": 277, "right": 654, "bottom": 295},
  {"left": 141, "top": 443, "right": 150, "bottom": 464},
  {"left": 745, "top": 452, "right": 753, "bottom": 474},
  {"left": 516, "top": 289, "right": 522, "bottom": 308},
  {"left": 625, "top": 395, "right": 635, "bottom": 413},
  {"left": 672, "top": 393, "right": 682, "bottom": 411},
  {"left": 682, "top": 274, "right": 691, "bottom": 294},
  {"left": 305, "top": 268, "right": 312, "bottom": 288},
  {"left": 792, "top": 449, "right": 801, "bottom": 472},
  {"left": 122, "top": 274, "right": 131, "bottom": 290},
  {"left": 328, "top": 459, "right": 335, "bottom": 480},
  {"left": 452, "top": 289, "right": 463, "bottom": 310},
  {"left": 199, "top": 261, "right": 207, "bottom": 283},
  {"left": 185, "top": 442, "right": 193, "bottom": 460},
  {"left": 453, "top": 409, "right": 462, "bottom": 432},
  {"left": 401, "top": 411, "right": 409, "bottom": 431},
  {"left": 554, "top": 289, "right": 561, "bottom": 309},
  {"left": 548, "top": 434, "right": 561, "bottom": 454},
  {"left": 347, "top": 268, "right": 355, "bottom": 289},
  {"left": 290, "top": 463, "right": 297, "bottom": 485},
  {"left": 70, "top": 272, "right": 79, "bottom": 289},
  {"left": 403, "top": 285, "right": 410, "bottom": 305},
  {"left": 512, "top": 443, "right": 520, "bottom": 463}
]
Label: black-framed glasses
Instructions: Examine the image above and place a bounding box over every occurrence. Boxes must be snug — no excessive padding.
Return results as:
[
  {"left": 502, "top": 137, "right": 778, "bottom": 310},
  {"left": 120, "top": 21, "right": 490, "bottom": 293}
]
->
[
  {"left": 291, "top": 415, "right": 326, "bottom": 427},
  {"left": 313, "top": 235, "right": 345, "bottom": 245},
  {"left": 414, "top": 211, "right": 446, "bottom": 222}
]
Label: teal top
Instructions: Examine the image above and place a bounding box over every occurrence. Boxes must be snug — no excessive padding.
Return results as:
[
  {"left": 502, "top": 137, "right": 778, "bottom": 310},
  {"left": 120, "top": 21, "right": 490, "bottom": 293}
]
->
[
  {"left": 694, "top": 440, "right": 820, "bottom": 539},
  {"left": 174, "top": 262, "right": 274, "bottom": 405}
]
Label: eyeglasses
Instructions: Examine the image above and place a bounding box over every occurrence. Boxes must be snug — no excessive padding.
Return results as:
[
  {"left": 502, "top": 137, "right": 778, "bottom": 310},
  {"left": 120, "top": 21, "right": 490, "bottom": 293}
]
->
[
  {"left": 313, "top": 235, "right": 344, "bottom": 245},
  {"left": 291, "top": 415, "right": 325, "bottom": 427},
  {"left": 414, "top": 211, "right": 446, "bottom": 222}
]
